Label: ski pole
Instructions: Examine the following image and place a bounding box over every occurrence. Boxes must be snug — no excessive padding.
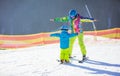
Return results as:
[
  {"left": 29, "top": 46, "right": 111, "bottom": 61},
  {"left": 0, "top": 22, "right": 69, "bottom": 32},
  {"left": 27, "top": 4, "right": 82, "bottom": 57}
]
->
[{"left": 85, "top": 4, "right": 97, "bottom": 41}]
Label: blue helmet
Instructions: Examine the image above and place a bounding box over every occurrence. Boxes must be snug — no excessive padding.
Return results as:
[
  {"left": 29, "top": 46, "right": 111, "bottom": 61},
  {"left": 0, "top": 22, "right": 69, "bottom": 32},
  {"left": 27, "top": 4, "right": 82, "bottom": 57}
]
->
[
  {"left": 69, "top": 9, "right": 77, "bottom": 17},
  {"left": 60, "top": 25, "right": 69, "bottom": 30}
]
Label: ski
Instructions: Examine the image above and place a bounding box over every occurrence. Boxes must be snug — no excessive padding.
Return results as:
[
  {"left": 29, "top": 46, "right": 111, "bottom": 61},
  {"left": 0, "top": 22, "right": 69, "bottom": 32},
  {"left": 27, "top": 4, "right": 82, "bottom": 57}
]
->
[
  {"left": 70, "top": 56, "right": 89, "bottom": 63},
  {"left": 69, "top": 56, "right": 76, "bottom": 59},
  {"left": 56, "top": 59, "right": 61, "bottom": 62},
  {"left": 57, "top": 56, "right": 89, "bottom": 63},
  {"left": 56, "top": 56, "right": 76, "bottom": 62},
  {"left": 56, "top": 59, "right": 71, "bottom": 64},
  {"left": 78, "top": 57, "right": 89, "bottom": 63}
]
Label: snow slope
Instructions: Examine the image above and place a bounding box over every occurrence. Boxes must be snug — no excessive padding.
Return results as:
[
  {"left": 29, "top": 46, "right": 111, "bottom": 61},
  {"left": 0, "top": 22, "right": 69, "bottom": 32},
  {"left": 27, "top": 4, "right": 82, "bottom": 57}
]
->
[{"left": 0, "top": 35, "right": 120, "bottom": 76}]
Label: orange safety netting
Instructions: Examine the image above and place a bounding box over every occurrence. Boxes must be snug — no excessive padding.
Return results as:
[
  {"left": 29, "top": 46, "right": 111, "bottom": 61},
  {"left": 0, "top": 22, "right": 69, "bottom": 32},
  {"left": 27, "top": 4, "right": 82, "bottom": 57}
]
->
[{"left": 0, "top": 28, "right": 120, "bottom": 49}]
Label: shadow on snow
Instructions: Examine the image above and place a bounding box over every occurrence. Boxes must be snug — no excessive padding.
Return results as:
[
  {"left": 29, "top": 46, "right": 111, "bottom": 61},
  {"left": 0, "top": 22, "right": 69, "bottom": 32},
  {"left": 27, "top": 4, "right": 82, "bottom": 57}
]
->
[{"left": 66, "top": 59, "right": 120, "bottom": 76}]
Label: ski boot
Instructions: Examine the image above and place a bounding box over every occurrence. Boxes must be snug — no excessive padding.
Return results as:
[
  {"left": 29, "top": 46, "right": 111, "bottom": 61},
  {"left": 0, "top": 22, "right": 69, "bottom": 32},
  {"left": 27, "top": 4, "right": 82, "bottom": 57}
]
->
[
  {"left": 79, "top": 55, "right": 87, "bottom": 63},
  {"left": 60, "top": 60, "right": 64, "bottom": 64},
  {"left": 65, "top": 60, "right": 70, "bottom": 63},
  {"left": 82, "top": 55, "right": 87, "bottom": 61}
]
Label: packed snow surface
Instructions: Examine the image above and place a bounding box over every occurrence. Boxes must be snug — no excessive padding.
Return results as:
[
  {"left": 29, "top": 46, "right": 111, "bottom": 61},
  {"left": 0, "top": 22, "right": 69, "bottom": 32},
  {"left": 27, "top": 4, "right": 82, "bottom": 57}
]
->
[{"left": 0, "top": 35, "right": 120, "bottom": 76}]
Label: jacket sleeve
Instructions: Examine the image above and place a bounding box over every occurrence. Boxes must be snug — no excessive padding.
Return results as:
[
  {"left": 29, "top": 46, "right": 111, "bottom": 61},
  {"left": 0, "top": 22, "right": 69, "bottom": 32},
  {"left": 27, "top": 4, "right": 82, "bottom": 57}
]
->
[
  {"left": 50, "top": 33, "right": 60, "bottom": 37},
  {"left": 69, "top": 33, "right": 78, "bottom": 37},
  {"left": 54, "top": 16, "right": 69, "bottom": 22},
  {"left": 80, "top": 16, "right": 95, "bottom": 23},
  {"left": 80, "top": 19, "right": 94, "bottom": 22}
]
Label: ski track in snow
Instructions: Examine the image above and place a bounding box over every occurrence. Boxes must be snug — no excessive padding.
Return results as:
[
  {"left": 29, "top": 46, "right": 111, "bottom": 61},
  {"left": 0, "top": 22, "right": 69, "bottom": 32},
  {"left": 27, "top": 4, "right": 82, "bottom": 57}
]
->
[{"left": 0, "top": 36, "right": 120, "bottom": 76}]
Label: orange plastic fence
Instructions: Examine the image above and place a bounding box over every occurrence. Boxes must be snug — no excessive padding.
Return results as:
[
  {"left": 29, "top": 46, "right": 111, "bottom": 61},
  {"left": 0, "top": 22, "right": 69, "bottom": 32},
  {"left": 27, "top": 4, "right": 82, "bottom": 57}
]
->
[
  {"left": 84, "top": 28, "right": 120, "bottom": 39},
  {"left": 0, "top": 28, "right": 120, "bottom": 49}
]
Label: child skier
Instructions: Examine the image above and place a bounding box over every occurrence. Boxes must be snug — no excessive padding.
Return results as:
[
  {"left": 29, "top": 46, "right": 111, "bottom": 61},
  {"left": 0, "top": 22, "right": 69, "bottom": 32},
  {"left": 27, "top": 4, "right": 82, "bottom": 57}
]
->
[{"left": 50, "top": 25, "right": 77, "bottom": 64}]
